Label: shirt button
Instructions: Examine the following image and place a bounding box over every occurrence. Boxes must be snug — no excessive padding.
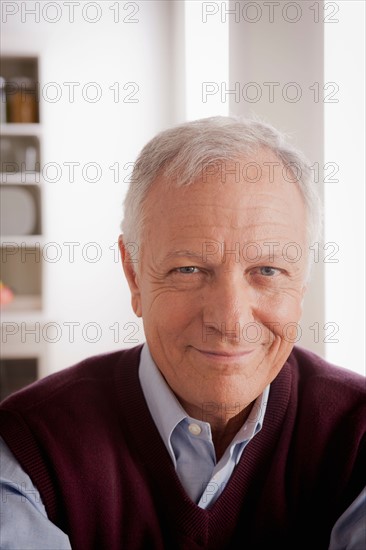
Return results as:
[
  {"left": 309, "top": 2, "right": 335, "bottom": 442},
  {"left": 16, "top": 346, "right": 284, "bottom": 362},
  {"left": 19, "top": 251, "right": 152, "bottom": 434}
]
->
[{"left": 188, "top": 423, "right": 202, "bottom": 436}]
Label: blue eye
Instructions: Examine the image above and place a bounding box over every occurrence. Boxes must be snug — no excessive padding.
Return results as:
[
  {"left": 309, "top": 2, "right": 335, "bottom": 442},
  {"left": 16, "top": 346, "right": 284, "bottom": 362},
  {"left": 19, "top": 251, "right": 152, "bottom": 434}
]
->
[
  {"left": 259, "top": 266, "right": 279, "bottom": 277},
  {"left": 176, "top": 266, "right": 199, "bottom": 274}
]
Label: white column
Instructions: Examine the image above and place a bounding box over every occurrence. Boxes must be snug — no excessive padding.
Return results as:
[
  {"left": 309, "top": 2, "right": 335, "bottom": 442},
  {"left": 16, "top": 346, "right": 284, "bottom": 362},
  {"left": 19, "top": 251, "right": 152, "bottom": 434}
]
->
[
  {"left": 324, "top": 1, "right": 365, "bottom": 374},
  {"left": 184, "top": 0, "right": 229, "bottom": 120}
]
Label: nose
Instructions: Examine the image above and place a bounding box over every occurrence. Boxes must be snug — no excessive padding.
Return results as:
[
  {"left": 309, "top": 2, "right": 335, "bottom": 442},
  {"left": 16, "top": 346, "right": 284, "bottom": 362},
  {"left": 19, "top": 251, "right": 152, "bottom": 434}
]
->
[{"left": 202, "top": 270, "right": 256, "bottom": 344}]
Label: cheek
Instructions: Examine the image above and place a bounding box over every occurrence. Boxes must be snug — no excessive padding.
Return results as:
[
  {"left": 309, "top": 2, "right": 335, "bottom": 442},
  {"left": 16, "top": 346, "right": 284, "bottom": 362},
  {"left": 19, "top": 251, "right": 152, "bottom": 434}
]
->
[
  {"left": 142, "top": 290, "right": 201, "bottom": 335},
  {"left": 258, "top": 291, "right": 303, "bottom": 339}
]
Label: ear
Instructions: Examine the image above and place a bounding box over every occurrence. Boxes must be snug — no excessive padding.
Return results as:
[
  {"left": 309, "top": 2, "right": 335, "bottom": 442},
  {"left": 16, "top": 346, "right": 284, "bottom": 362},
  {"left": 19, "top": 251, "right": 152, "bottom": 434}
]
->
[
  {"left": 118, "top": 235, "right": 142, "bottom": 318},
  {"left": 300, "top": 283, "right": 307, "bottom": 306},
  {"left": 301, "top": 284, "right": 307, "bottom": 298}
]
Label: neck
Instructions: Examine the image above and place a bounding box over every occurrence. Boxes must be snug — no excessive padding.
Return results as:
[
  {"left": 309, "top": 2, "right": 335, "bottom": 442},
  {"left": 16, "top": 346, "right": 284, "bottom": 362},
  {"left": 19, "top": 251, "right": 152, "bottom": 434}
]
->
[
  {"left": 179, "top": 398, "right": 254, "bottom": 461},
  {"left": 212, "top": 409, "right": 253, "bottom": 460}
]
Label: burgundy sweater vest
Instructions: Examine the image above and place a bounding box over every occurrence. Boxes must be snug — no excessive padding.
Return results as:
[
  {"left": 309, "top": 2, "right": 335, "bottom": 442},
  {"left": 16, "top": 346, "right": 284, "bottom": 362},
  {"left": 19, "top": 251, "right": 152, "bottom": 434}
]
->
[{"left": 0, "top": 345, "right": 365, "bottom": 550}]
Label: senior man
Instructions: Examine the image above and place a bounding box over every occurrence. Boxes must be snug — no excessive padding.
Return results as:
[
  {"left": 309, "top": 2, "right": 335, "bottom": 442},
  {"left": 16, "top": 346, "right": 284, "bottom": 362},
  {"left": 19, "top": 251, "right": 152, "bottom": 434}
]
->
[{"left": 0, "top": 116, "right": 365, "bottom": 549}]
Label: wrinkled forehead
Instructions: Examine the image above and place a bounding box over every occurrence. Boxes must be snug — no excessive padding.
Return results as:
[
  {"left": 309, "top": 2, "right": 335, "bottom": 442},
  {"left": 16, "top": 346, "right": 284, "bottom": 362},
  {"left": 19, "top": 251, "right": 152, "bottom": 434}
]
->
[
  {"left": 144, "top": 148, "right": 304, "bottom": 211},
  {"left": 141, "top": 156, "right": 307, "bottom": 250}
]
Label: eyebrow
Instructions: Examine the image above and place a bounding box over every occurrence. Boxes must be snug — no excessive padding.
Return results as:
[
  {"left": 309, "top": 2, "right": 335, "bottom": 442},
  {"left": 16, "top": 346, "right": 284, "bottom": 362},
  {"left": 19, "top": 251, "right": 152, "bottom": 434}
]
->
[{"left": 162, "top": 249, "right": 207, "bottom": 261}]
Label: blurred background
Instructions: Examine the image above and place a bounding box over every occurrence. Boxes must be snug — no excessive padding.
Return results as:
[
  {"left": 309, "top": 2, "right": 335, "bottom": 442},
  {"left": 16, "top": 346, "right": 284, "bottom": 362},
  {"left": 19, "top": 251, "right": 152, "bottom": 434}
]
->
[{"left": 0, "top": 0, "right": 364, "bottom": 399}]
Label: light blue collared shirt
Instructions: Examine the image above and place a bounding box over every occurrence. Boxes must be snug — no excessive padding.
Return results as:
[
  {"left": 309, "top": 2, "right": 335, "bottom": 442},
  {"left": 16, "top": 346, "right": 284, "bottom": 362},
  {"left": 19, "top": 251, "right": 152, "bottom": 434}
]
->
[{"left": 0, "top": 342, "right": 365, "bottom": 549}]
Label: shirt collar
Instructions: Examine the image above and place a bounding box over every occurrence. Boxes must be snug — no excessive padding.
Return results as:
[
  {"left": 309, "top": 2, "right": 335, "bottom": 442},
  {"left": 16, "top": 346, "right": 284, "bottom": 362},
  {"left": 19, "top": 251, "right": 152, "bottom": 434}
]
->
[
  {"left": 139, "top": 343, "right": 187, "bottom": 464},
  {"left": 138, "top": 342, "right": 270, "bottom": 463}
]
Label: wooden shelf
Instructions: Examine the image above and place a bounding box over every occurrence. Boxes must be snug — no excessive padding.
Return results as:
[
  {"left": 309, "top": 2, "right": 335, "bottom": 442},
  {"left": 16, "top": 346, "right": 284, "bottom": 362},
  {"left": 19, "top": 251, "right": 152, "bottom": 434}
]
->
[
  {"left": 1, "top": 295, "right": 42, "bottom": 313},
  {"left": 0, "top": 308, "right": 47, "bottom": 324},
  {"left": 0, "top": 235, "right": 43, "bottom": 246},
  {"left": 0, "top": 123, "right": 42, "bottom": 136},
  {"left": 0, "top": 173, "right": 41, "bottom": 184}
]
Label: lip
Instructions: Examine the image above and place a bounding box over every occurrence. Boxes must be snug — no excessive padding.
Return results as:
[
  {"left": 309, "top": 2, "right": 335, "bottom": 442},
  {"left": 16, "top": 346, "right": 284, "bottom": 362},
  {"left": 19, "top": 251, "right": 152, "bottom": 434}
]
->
[{"left": 193, "top": 347, "right": 255, "bottom": 362}]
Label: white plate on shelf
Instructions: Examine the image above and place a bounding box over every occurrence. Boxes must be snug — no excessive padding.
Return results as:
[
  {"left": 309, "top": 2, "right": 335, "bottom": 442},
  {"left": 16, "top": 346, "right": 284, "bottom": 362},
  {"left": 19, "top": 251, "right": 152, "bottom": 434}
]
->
[{"left": 0, "top": 186, "right": 36, "bottom": 235}]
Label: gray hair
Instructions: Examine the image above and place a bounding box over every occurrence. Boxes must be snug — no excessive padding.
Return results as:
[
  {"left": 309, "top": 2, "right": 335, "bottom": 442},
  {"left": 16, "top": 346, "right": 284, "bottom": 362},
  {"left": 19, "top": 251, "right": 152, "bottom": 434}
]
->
[{"left": 121, "top": 115, "right": 322, "bottom": 273}]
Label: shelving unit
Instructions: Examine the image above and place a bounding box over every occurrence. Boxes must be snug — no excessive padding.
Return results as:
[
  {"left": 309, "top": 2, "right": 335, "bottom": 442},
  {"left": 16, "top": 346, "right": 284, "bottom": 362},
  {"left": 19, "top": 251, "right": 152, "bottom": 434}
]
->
[{"left": 0, "top": 55, "right": 45, "bottom": 399}]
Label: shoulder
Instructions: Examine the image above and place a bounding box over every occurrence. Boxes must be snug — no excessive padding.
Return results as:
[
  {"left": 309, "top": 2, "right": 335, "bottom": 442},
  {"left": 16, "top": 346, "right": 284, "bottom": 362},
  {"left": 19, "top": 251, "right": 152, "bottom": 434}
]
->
[
  {"left": 0, "top": 344, "right": 144, "bottom": 414},
  {"left": 285, "top": 345, "right": 365, "bottom": 433},
  {"left": 289, "top": 345, "right": 365, "bottom": 396}
]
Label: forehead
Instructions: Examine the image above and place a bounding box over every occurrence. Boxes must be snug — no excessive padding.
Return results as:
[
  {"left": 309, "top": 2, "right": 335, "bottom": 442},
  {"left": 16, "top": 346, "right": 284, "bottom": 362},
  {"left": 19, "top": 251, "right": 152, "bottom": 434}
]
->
[{"left": 143, "top": 150, "right": 306, "bottom": 232}]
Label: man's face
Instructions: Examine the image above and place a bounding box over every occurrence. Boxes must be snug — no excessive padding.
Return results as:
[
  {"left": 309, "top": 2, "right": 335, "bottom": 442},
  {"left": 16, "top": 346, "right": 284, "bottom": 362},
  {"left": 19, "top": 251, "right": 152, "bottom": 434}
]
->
[{"left": 121, "top": 151, "right": 308, "bottom": 418}]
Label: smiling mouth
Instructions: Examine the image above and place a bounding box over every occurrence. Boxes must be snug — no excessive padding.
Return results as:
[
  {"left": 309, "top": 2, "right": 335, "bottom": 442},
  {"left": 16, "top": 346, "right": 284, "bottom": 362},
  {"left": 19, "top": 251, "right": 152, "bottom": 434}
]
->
[{"left": 193, "top": 347, "right": 255, "bottom": 361}]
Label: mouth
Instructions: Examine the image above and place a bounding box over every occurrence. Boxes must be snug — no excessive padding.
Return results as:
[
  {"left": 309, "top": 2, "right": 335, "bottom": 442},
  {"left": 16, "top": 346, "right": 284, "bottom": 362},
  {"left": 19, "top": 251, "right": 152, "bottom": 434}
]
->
[{"left": 193, "top": 347, "right": 255, "bottom": 362}]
